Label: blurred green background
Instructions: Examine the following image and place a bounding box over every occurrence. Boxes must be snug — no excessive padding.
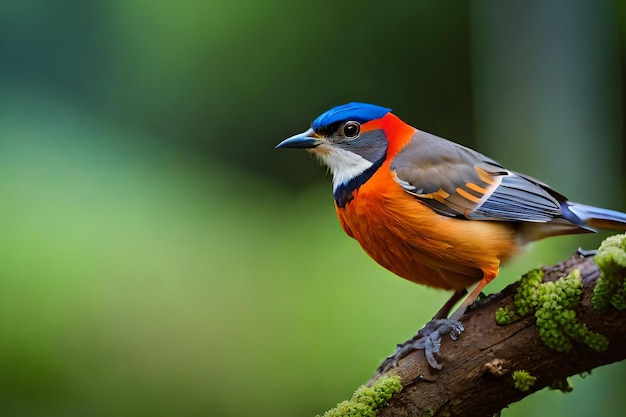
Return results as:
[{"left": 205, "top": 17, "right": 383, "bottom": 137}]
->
[{"left": 1, "top": 0, "right": 625, "bottom": 416}]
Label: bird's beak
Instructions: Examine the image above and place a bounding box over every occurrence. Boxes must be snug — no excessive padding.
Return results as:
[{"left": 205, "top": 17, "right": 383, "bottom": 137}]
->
[{"left": 275, "top": 128, "right": 321, "bottom": 149}]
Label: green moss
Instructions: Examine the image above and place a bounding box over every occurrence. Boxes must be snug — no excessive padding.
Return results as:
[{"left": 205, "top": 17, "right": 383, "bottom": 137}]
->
[
  {"left": 514, "top": 268, "right": 544, "bottom": 316},
  {"left": 592, "top": 233, "right": 626, "bottom": 311},
  {"left": 512, "top": 268, "right": 608, "bottom": 353},
  {"left": 423, "top": 407, "right": 434, "bottom": 417},
  {"left": 512, "top": 370, "right": 537, "bottom": 392},
  {"left": 495, "top": 306, "right": 512, "bottom": 325},
  {"left": 317, "top": 376, "right": 402, "bottom": 417}
]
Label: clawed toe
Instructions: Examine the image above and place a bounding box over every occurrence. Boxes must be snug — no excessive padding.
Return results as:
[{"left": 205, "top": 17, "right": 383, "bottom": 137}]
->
[{"left": 378, "top": 319, "right": 464, "bottom": 373}]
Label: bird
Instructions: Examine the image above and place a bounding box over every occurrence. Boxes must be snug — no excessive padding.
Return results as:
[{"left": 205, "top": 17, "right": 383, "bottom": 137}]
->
[{"left": 276, "top": 102, "right": 626, "bottom": 369}]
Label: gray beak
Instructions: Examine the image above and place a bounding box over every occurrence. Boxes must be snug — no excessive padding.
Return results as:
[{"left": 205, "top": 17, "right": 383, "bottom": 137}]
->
[{"left": 275, "top": 128, "right": 321, "bottom": 149}]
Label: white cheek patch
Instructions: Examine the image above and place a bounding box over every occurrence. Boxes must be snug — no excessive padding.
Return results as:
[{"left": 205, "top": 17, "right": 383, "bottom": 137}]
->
[{"left": 310, "top": 144, "right": 373, "bottom": 192}]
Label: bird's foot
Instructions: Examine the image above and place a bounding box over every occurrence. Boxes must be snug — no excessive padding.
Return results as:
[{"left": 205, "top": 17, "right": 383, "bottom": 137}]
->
[{"left": 377, "top": 319, "right": 464, "bottom": 373}]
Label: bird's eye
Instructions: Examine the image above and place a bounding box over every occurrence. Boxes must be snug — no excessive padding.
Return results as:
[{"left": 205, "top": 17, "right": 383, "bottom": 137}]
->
[{"left": 342, "top": 121, "right": 360, "bottom": 138}]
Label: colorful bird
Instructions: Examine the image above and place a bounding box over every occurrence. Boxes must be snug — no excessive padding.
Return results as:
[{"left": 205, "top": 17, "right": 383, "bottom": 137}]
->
[{"left": 276, "top": 102, "right": 626, "bottom": 369}]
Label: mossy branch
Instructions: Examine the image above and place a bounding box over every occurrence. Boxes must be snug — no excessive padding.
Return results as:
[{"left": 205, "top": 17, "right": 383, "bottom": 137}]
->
[{"left": 343, "top": 234, "right": 626, "bottom": 417}]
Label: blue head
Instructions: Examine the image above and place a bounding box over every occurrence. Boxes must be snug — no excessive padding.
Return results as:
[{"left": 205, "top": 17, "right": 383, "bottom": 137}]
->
[
  {"left": 276, "top": 103, "right": 394, "bottom": 204},
  {"left": 311, "top": 102, "right": 392, "bottom": 132},
  {"left": 275, "top": 102, "right": 392, "bottom": 149}
]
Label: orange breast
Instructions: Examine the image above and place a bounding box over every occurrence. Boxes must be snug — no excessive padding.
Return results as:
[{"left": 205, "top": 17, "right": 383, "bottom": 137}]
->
[{"left": 335, "top": 163, "right": 520, "bottom": 291}]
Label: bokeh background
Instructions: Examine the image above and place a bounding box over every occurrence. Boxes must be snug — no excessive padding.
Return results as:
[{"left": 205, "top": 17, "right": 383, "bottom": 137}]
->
[{"left": 1, "top": 0, "right": 625, "bottom": 416}]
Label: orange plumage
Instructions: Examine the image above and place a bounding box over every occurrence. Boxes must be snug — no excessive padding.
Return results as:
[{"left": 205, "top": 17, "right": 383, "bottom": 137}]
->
[{"left": 335, "top": 113, "right": 516, "bottom": 292}]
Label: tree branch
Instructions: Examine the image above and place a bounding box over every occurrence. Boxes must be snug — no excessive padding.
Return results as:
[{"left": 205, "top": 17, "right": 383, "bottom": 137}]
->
[{"left": 368, "top": 250, "right": 626, "bottom": 417}]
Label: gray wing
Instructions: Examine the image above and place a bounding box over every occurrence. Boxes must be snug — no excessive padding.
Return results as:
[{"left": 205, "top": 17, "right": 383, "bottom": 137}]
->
[{"left": 390, "top": 130, "right": 564, "bottom": 222}]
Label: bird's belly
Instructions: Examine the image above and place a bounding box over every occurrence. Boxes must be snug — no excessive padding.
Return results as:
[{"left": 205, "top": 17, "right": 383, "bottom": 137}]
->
[{"left": 336, "top": 189, "right": 519, "bottom": 291}]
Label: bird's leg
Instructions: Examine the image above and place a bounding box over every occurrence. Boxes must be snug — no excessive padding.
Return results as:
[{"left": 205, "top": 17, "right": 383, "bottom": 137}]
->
[
  {"left": 377, "top": 290, "right": 466, "bottom": 373},
  {"left": 378, "top": 274, "right": 496, "bottom": 373},
  {"left": 448, "top": 277, "right": 490, "bottom": 321},
  {"left": 431, "top": 289, "right": 467, "bottom": 320}
]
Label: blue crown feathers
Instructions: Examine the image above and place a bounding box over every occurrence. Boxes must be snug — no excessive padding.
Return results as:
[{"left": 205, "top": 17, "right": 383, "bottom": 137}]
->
[{"left": 311, "top": 102, "right": 392, "bottom": 131}]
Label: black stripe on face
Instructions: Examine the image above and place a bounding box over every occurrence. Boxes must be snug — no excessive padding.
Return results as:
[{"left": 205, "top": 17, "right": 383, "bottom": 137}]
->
[{"left": 334, "top": 156, "right": 385, "bottom": 208}]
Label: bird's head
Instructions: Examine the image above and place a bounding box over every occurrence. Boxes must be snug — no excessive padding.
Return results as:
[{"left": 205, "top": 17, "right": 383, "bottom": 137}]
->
[{"left": 276, "top": 102, "right": 412, "bottom": 192}]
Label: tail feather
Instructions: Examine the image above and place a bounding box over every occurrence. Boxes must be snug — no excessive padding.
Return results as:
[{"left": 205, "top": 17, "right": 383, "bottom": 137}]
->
[{"left": 563, "top": 202, "right": 626, "bottom": 231}]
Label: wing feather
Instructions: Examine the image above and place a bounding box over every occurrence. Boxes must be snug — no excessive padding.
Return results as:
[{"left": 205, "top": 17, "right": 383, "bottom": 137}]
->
[{"left": 391, "top": 131, "right": 563, "bottom": 222}]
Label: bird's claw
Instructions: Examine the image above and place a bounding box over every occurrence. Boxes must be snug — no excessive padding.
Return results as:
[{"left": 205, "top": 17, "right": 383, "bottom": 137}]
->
[{"left": 378, "top": 319, "right": 464, "bottom": 373}]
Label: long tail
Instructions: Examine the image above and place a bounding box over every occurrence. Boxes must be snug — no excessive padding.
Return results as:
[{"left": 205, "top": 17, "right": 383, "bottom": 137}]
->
[{"left": 563, "top": 202, "right": 626, "bottom": 231}]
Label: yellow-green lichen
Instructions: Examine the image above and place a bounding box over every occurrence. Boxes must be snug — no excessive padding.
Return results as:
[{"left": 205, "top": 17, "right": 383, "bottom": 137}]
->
[
  {"left": 317, "top": 375, "right": 402, "bottom": 417},
  {"left": 495, "top": 306, "right": 513, "bottom": 325},
  {"left": 512, "top": 370, "right": 537, "bottom": 392},
  {"left": 592, "top": 233, "right": 626, "bottom": 311},
  {"left": 514, "top": 268, "right": 544, "bottom": 316},
  {"left": 512, "top": 268, "right": 608, "bottom": 353}
]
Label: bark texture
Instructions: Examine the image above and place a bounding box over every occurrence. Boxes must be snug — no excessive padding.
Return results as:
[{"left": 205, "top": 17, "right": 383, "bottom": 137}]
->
[{"left": 368, "top": 252, "right": 626, "bottom": 417}]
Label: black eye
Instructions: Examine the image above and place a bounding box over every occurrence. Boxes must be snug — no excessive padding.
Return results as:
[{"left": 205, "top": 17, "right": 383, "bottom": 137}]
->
[{"left": 342, "top": 121, "right": 360, "bottom": 138}]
